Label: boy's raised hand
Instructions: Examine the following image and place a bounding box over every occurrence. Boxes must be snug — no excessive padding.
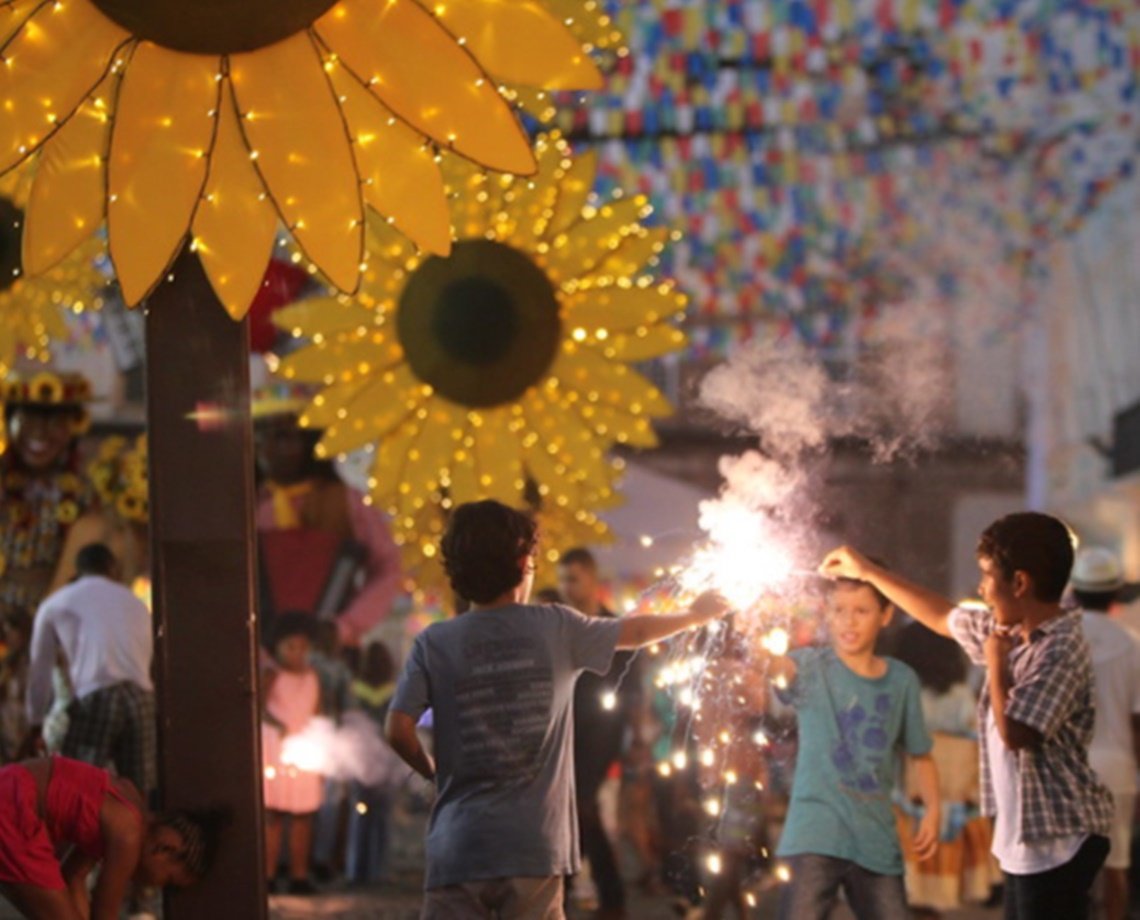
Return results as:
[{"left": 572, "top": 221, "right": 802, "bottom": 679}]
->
[{"left": 818, "top": 545, "right": 872, "bottom": 580}]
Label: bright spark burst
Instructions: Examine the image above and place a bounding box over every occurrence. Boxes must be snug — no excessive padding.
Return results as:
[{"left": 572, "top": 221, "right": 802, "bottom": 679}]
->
[{"left": 679, "top": 502, "right": 796, "bottom": 610}]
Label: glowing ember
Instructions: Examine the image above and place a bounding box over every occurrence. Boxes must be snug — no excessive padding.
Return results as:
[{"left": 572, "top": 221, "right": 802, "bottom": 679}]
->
[
  {"left": 600, "top": 691, "right": 617, "bottom": 711},
  {"left": 761, "top": 627, "right": 790, "bottom": 657},
  {"left": 281, "top": 733, "right": 325, "bottom": 773},
  {"left": 706, "top": 852, "right": 723, "bottom": 875}
]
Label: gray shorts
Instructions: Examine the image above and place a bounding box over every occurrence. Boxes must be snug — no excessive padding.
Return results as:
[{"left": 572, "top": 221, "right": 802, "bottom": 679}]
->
[{"left": 422, "top": 876, "right": 564, "bottom": 920}]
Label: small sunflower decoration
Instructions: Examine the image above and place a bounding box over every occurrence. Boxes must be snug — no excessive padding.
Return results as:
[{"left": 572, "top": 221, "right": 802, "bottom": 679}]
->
[
  {"left": 274, "top": 132, "right": 687, "bottom": 570},
  {"left": 87, "top": 433, "right": 148, "bottom": 523},
  {"left": 0, "top": 0, "right": 619, "bottom": 318},
  {"left": 0, "top": 167, "right": 105, "bottom": 377}
]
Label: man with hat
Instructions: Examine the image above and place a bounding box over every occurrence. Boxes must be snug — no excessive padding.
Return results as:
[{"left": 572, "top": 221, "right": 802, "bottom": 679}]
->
[
  {"left": 0, "top": 370, "right": 94, "bottom": 625},
  {"left": 1074, "top": 546, "right": 1140, "bottom": 920}
]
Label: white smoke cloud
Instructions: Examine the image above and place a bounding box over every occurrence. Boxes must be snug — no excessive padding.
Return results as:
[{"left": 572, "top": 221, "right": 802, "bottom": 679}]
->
[{"left": 281, "top": 712, "right": 412, "bottom": 789}]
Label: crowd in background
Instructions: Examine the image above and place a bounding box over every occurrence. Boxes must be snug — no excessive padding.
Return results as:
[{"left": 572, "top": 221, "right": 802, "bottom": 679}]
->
[{"left": 5, "top": 369, "right": 1140, "bottom": 920}]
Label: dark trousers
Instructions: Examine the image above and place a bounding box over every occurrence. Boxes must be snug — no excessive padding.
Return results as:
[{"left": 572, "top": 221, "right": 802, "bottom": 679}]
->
[
  {"left": 1003, "top": 834, "right": 1109, "bottom": 920},
  {"left": 576, "top": 777, "right": 625, "bottom": 910},
  {"left": 778, "top": 854, "right": 909, "bottom": 920}
]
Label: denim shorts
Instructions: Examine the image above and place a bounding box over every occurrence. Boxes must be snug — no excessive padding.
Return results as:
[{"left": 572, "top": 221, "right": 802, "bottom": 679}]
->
[{"left": 778, "top": 853, "right": 908, "bottom": 920}]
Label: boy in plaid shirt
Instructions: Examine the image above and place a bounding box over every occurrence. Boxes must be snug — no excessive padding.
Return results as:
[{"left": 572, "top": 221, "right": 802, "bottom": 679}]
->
[{"left": 822, "top": 512, "right": 1112, "bottom": 920}]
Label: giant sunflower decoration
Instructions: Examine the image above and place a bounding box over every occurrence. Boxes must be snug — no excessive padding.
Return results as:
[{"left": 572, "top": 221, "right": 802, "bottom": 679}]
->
[
  {"left": 274, "top": 132, "right": 687, "bottom": 573},
  {"left": 0, "top": 0, "right": 620, "bottom": 317},
  {"left": 0, "top": 166, "right": 104, "bottom": 376}
]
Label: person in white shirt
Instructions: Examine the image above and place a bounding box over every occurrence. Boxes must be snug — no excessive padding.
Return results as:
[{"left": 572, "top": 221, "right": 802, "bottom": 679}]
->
[
  {"left": 24, "top": 543, "right": 155, "bottom": 796},
  {"left": 1073, "top": 546, "right": 1140, "bottom": 920}
]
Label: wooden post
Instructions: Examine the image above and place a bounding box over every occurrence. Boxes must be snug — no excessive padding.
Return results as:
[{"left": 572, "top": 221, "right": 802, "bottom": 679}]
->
[{"left": 145, "top": 247, "right": 267, "bottom": 918}]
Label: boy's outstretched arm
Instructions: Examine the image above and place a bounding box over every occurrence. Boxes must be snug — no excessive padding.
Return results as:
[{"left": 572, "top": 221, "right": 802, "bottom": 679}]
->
[
  {"left": 819, "top": 546, "right": 955, "bottom": 637},
  {"left": 384, "top": 710, "right": 436, "bottom": 781},
  {"left": 616, "top": 591, "right": 729, "bottom": 650},
  {"left": 909, "top": 754, "right": 941, "bottom": 862}
]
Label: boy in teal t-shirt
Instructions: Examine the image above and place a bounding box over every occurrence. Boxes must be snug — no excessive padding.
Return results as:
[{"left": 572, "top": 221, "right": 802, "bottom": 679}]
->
[{"left": 768, "top": 576, "right": 940, "bottom": 920}]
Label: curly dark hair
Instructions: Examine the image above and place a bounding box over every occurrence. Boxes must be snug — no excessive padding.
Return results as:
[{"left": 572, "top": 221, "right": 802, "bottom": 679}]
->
[
  {"left": 270, "top": 610, "right": 318, "bottom": 647},
  {"left": 157, "top": 806, "right": 231, "bottom": 880},
  {"left": 893, "top": 621, "right": 969, "bottom": 695},
  {"left": 441, "top": 501, "right": 538, "bottom": 604},
  {"left": 977, "top": 512, "right": 1074, "bottom": 603}
]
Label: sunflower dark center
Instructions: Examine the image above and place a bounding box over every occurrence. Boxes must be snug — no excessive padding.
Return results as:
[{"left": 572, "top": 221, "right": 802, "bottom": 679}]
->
[
  {"left": 398, "top": 240, "right": 562, "bottom": 409},
  {"left": 433, "top": 278, "right": 518, "bottom": 366},
  {"left": 0, "top": 198, "right": 24, "bottom": 296},
  {"left": 89, "top": 0, "right": 340, "bottom": 54}
]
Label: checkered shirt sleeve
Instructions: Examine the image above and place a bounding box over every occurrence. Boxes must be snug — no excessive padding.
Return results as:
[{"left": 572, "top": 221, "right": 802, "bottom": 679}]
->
[{"left": 948, "top": 605, "right": 993, "bottom": 666}]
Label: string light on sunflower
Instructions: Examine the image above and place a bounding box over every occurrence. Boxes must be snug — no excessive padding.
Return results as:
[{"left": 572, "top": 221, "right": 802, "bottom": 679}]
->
[
  {"left": 0, "top": 0, "right": 619, "bottom": 318},
  {"left": 273, "top": 132, "right": 687, "bottom": 571},
  {"left": 397, "top": 463, "right": 621, "bottom": 589},
  {"left": 0, "top": 167, "right": 105, "bottom": 377}
]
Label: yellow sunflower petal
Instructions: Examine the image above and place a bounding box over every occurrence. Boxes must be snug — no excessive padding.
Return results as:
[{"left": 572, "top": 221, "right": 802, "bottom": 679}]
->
[
  {"left": 281, "top": 333, "right": 401, "bottom": 385},
  {"left": 564, "top": 285, "right": 678, "bottom": 331},
  {"left": 315, "top": 0, "right": 534, "bottom": 174},
  {"left": 385, "top": 399, "right": 463, "bottom": 502},
  {"left": 191, "top": 88, "right": 279, "bottom": 319},
  {"left": 368, "top": 418, "right": 424, "bottom": 500},
  {"left": 471, "top": 408, "right": 523, "bottom": 503},
  {"left": 594, "top": 227, "right": 671, "bottom": 279},
  {"left": 230, "top": 33, "right": 363, "bottom": 293},
  {"left": 575, "top": 402, "right": 659, "bottom": 448},
  {"left": 542, "top": 196, "right": 649, "bottom": 283},
  {"left": 595, "top": 325, "right": 687, "bottom": 362},
  {"left": 523, "top": 388, "right": 608, "bottom": 492},
  {"left": 434, "top": 0, "right": 602, "bottom": 90},
  {"left": 329, "top": 62, "right": 450, "bottom": 256},
  {"left": 446, "top": 429, "right": 481, "bottom": 504},
  {"left": 23, "top": 75, "right": 113, "bottom": 275},
  {"left": 499, "top": 133, "right": 563, "bottom": 249},
  {"left": 274, "top": 295, "right": 379, "bottom": 341},
  {"left": 108, "top": 43, "right": 219, "bottom": 305},
  {"left": 443, "top": 160, "right": 510, "bottom": 239},
  {"left": 550, "top": 342, "right": 672, "bottom": 416},
  {"left": 0, "top": 0, "right": 127, "bottom": 172},
  {"left": 317, "top": 364, "right": 424, "bottom": 456},
  {"left": 0, "top": 0, "right": 40, "bottom": 44},
  {"left": 541, "top": 0, "right": 622, "bottom": 52},
  {"left": 297, "top": 377, "right": 370, "bottom": 428},
  {"left": 546, "top": 147, "right": 596, "bottom": 235}
]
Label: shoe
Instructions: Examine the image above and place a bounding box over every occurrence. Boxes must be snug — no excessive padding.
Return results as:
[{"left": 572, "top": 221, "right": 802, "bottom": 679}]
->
[{"left": 287, "top": 878, "right": 319, "bottom": 895}]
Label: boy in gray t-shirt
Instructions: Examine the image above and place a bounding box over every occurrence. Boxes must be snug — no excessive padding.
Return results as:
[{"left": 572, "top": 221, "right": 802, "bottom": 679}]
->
[{"left": 386, "top": 500, "right": 726, "bottom": 918}]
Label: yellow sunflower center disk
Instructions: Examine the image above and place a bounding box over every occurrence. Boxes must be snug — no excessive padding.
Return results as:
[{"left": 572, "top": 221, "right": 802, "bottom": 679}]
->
[
  {"left": 397, "top": 240, "right": 562, "bottom": 410},
  {"left": 89, "top": 0, "right": 340, "bottom": 53}
]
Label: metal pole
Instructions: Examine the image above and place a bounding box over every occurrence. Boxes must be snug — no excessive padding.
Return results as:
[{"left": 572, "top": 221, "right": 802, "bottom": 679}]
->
[{"left": 145, "top": 246, "right": 267, "bottom": 918}]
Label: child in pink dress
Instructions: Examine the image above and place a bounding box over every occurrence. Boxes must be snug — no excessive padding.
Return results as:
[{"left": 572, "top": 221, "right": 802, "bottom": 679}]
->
[{"left": 262, "top": 613, "right": 322, "bottom": 894}]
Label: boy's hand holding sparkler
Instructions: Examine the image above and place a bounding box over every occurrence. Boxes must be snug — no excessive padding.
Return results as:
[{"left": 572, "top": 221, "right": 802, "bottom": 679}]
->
[{"left": 615, "top": 590, "right": 730, "bottom": 649}]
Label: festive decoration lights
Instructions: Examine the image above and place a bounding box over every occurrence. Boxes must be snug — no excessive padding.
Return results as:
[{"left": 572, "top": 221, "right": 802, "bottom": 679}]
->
[
  {"left": 274, "top": 132, "right": 687, "bottom": 571},
  {"left": 0, "top": 167, "right": 104, "bottom": 376},
  {"left": 0, "top": 0, "right": 618, "bottom": 316}
]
